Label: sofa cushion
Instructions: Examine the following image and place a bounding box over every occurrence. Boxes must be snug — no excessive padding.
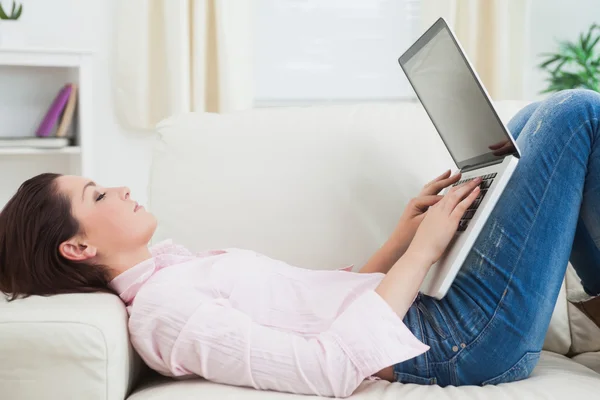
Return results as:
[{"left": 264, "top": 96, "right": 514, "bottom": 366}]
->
[
  {"left": 566, "top": 264, "right": 600, "bottom": 354},
  {"left": 150, "top": 101, "right": 570, "bottom": 355},
  {"left": 151, "top": 102, "right": 451, "bottom": 269},
  {"left": 573, "top": 351, "right": 600, "bottom": 374},
  {"left": 128, "top": 351, "right": 600, "bottom": 400},
  {"left": 543, "top": 279, "right": 571, "bottom": 355},
  {"left": 151, "top": 101, "right": 532, "bottom": 268},
  {"left": 0, "top": 293, "right": 142, "bottom": 400}
]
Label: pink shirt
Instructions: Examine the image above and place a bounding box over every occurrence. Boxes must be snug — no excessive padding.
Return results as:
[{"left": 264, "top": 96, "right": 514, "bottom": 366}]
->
[{"left": 110, "top": 240, "right": 429, "bottom": 398}]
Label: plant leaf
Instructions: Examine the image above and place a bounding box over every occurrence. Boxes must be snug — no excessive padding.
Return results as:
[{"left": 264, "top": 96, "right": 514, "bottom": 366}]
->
[
  {"left": 538, "top": 55, "right": 562, "bottom": 69},
  {"left": 569, "top": 43, "right": 590, "bottom": 63},
  {"left": 14, "top": 3, "right": 22, "bottom": 19},
  {"left": 552, "top": 59, "right": 569, "bottom": 75},
  {"left": 588, "top": 36, "right": 600, "bottom": 54},
  {"left": 586, "top": 25, "right": 595, "bottom": 49},
  {"left": 0, "top": 4, "right": 8, "bottom": 19},
  {"left": 539, "top": 23, "right": 600, "bottom": 94},
  {"left": 581, "top": 33, "right": 589, "bottom": 53},
  {"left": 539, "top": 52, "right": 563, "bottom": 58}
]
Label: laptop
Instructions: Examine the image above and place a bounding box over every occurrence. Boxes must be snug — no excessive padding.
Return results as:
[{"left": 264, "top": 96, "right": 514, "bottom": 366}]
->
[{"left": 397, "top": 17, "right": 521, "bottom": 299}]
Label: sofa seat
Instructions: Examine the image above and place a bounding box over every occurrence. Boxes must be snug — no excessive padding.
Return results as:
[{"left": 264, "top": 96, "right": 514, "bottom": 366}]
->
[{"left": 129, "top": 352, "right": 600, "bottom": 399}]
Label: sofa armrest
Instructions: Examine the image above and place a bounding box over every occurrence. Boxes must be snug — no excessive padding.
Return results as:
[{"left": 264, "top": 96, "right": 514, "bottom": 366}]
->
[{"left": 0, "top": 292, "right": 143, "bottom": 400}]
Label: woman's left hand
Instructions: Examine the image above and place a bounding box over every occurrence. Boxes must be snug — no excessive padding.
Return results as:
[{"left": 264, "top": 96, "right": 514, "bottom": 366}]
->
[
  {"left": 389, "top": 170, "right": 461, "bottom": 254},
  {"left": 359, "top": 169, "right": 460, "bottom": 274}
]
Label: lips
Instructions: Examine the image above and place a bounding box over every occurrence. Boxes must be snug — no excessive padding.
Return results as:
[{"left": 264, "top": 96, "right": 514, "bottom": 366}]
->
[{"left": 134, "top": 203, "right": 140, "bottom": 212}]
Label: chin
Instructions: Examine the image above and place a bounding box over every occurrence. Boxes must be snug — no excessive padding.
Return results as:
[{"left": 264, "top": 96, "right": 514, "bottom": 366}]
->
[
  {"left": 135, "top": 212, "right": 158, "bottom": 242},
  {"left": 147, "top": 213, "right": 158, "bottom": 234}
]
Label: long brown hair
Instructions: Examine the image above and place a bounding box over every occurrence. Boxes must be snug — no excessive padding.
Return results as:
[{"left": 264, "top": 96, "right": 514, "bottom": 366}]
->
[{"left": 0, "top": 173, "right": 113, "bottom": 301}]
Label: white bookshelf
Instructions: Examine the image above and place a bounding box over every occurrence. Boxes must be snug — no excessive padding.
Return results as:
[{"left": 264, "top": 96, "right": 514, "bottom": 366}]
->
[
  {"left": 0, "top": 146, "right": 81, "bottom": 155},
  {"left": 0, "top": 48, "right": 92, "bottom": 208}
]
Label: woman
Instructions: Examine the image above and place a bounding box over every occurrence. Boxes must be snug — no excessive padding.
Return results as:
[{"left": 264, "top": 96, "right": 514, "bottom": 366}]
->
[{"left": 1, "top": 89, "right": 600, "bottom": 398}]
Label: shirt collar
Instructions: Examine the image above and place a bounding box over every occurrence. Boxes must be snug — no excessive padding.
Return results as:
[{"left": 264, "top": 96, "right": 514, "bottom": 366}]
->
[
  {"left": 108, "top": 239, "right": 191, "bottom": 305},
  {"left": 108, "top": 239, "right": 225, "bottom": 306},
  {"left": 109, "top": 257, "right": 157, "bottom": 304}
]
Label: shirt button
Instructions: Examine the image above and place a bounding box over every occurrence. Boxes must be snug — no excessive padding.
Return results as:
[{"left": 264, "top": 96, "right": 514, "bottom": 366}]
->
[
  {"left": 461, "top": 343, "right": 466, "bottom": 349},
  {"left": 452, "top": 346, "right": 459, "bottom": 352}
]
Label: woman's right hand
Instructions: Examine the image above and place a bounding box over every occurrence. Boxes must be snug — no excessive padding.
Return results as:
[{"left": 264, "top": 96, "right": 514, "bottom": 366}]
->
[{"left": 406, "top": 177, "right": 482, "bottom": 265}]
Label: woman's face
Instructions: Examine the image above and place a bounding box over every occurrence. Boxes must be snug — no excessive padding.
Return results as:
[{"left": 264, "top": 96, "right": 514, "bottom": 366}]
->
[{"left": 56, "top": 175, "right": 157, "bottom": 259}]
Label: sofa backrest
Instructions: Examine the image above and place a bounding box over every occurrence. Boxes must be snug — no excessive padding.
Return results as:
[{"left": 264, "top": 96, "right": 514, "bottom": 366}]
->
[{"left": 149, "top": 101, "right": 574, "bottom": 355}]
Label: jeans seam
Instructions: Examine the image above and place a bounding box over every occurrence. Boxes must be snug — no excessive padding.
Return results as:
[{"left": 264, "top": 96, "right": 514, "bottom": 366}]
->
[
  {"left": 431, "top": 299, "right": 460, "bottom": 345},
  {"left": 417, "top": 301, "right": 449, "bottom": 340},
  {"left": 415, "top": 304, "right": 430, "bottom": 376},
  {"left": 481, "top": 351, "right": 541, "bottom": 385},
  {"left": 459, "top": 117, "right": 593, "bottom": 354},
  {"left": 450, "top": 358, "right": 460, "bottom": 386}
]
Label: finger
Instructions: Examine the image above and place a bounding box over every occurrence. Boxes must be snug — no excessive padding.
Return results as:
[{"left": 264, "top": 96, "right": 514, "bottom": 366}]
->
[
  {"left": 435, "top": 169, "right": 452, "bottom": 180},
  {"left": 422, "top": 171, "right": 461, "bottom": 195},
  {"left": 412, "top": 195, "right": 444, "bottom": 210},
  {"left": 443, "top": 177, "right": 482, "bottom": 211},
  {"left": 493, "top": 142, "right": 514, "bottom": 156},
  {"left": 488, "top": 140, "right": 508, "bottom": 150},
  {"left": 448, "top": 176, "right": 479, "bottom": 192},
  {"left": 448, "top": 179, "right": 466, "bottom": 193},
  {"left": 451, "top": 186, "right": 480, "bottom": 220},
  {"left": 424, "top": 170, "right": 451, "bottom": 188}
]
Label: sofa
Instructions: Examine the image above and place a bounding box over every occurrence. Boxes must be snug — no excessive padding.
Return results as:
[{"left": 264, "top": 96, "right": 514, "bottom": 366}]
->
[{"left": 2, "top": 100, "right": 600, "bottom": 399}]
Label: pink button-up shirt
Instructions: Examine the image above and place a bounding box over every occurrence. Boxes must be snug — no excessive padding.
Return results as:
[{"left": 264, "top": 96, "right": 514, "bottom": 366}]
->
[{"left": 110, "top": 240, "right": 429, "bottom": 398}]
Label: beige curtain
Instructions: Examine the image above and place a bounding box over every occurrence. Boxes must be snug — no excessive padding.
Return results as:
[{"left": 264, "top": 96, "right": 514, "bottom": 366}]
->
[
  {"left": 115, "top": 0, "right": 253, "bottom": 131},
  {"left": 421, "top": 0, "right": 532, "bottom": 100}
]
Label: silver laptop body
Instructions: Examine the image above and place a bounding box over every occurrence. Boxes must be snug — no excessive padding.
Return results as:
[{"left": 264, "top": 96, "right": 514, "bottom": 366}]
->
[{"left": 398, "top": 18, "right": 522, "bottom": 299}]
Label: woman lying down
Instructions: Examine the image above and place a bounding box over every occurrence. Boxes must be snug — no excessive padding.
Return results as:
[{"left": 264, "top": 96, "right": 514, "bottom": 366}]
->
[{"left": 2, "top": 90, "right": 600, "bottom": 398}]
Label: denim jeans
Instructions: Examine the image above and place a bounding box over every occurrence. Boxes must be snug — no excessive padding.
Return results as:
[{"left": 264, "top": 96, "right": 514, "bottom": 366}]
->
[{"left": 394, "top": 89, "right": 600, "bottom": 386}]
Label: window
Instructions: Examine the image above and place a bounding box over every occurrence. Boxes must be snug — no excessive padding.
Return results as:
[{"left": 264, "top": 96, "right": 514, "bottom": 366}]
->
[{"left": 253, "top": 0, "right": 421, "bottom": 106}]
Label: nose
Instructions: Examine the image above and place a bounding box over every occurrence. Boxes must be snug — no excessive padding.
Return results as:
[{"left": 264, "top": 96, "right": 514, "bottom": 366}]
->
[{"left": 119, "top": 186, "right": 131, "bottom": 200}]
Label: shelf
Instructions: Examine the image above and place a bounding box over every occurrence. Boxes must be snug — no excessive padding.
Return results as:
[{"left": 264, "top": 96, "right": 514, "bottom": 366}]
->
[
  {"left": 0, "top": 146, "right": 81, "bottom": 155},
  {"left": 0, "top": 48, "right": 93, "bottom": 55},
  {"left": 0, "top": 48, "right": 93, "bottom": 68},
  {"left": 0, "top": 47, "right": 93, "bottom": 180}
]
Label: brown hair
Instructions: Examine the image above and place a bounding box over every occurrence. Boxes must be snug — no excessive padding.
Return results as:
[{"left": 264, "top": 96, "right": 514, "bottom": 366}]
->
[{"left": 0, "top": 173, "right": 113, "bottom": 301}]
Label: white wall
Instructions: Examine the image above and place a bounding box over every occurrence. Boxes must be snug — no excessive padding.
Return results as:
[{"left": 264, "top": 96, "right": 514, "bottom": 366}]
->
[
  {"left": 3, "top": 0, "right": 598, "bottom": 207},
  {"left": 1, "top": 0, "right": 154, "bottom": 205}
]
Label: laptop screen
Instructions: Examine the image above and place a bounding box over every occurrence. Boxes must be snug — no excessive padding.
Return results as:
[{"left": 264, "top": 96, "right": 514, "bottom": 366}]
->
[{"left": 398, "top": 19, "right": 518, "bottom": 170}]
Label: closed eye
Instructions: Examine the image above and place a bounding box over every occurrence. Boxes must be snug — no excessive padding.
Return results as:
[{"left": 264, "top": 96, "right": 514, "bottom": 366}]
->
[{"left": 95, "top": 192, "right": 106, "bottom": 202}]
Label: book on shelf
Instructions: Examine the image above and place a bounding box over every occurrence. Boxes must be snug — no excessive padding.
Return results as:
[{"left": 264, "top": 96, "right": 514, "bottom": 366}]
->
[
  {"left": 56, "top": 83, "right": 78, "bottom": 138},
  {"left": 0, "top": 82, "right": 79, "bottom": 149},
  {"left": 36, "top": 84, "right": 73, "bottom": 137},
  {"left": 0, "top": 137, "right": 70, "bottom": 149}
]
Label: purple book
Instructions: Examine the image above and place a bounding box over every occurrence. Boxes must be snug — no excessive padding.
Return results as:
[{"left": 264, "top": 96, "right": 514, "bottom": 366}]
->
[{"left": 36, "top": 84, "right": 73, "bottom": 137}]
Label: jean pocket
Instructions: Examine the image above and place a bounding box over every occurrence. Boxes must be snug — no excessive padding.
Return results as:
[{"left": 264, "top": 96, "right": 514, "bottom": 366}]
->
[
  {"left": 481, "top": 351, "right": 541, "bottom": 386},
  {"left": 416, "top": 301, "right": 449, "bottom": 341},
  {"left": 395, "top": 372, "right": 438, "bottom": 385}
]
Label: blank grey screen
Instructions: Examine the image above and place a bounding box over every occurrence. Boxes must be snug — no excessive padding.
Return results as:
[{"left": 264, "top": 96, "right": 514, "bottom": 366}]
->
[{"left": 402, "top": 27, "right": 514, "bottom": 166}]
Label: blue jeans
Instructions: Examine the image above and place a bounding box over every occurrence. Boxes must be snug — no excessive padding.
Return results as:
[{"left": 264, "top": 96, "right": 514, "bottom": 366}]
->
[{"left": 394, "top": 89, "right": 600, "bottom": 386}]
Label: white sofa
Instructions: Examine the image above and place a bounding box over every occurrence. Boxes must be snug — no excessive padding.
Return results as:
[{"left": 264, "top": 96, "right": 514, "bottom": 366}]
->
[{"left": 3, "top": 101, "right": 600, "bottom": 399}]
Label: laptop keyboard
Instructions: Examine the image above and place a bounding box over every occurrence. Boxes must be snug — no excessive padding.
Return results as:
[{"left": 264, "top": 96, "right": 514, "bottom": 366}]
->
[{"left": 452, "top": 173, "right": 497, "bottom": 232}]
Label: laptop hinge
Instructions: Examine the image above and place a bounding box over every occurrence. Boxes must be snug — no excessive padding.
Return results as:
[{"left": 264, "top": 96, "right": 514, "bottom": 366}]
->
[{"left": 460, "top": 158, "right": 504, "bottom": 173}]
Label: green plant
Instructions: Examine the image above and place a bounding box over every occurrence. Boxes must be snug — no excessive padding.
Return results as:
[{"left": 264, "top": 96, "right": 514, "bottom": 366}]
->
[
  {"left": 0, "top": 1, "right": 23, "bottom": 20},
  {"left": 539, "top": 24, "right": 600, "bottom": 94}
]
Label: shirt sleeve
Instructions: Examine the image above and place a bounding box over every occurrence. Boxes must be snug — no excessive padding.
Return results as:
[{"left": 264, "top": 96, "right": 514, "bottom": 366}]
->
[{"left": 165, "top": 290, "right": 429, "bottom": 398}]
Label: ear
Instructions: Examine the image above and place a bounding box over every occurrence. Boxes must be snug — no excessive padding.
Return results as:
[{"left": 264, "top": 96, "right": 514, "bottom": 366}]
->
[{"left": 59, "top": 238, "right": 97, "bottom": 262}]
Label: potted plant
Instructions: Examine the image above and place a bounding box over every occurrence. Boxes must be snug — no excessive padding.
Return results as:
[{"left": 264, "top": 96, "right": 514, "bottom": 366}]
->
[
  {"left": 539, "top": 24, "right": 600, "bottom": 94},
  {"left": 0, "top": 0, "right": 24, "bottom": 47}
]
